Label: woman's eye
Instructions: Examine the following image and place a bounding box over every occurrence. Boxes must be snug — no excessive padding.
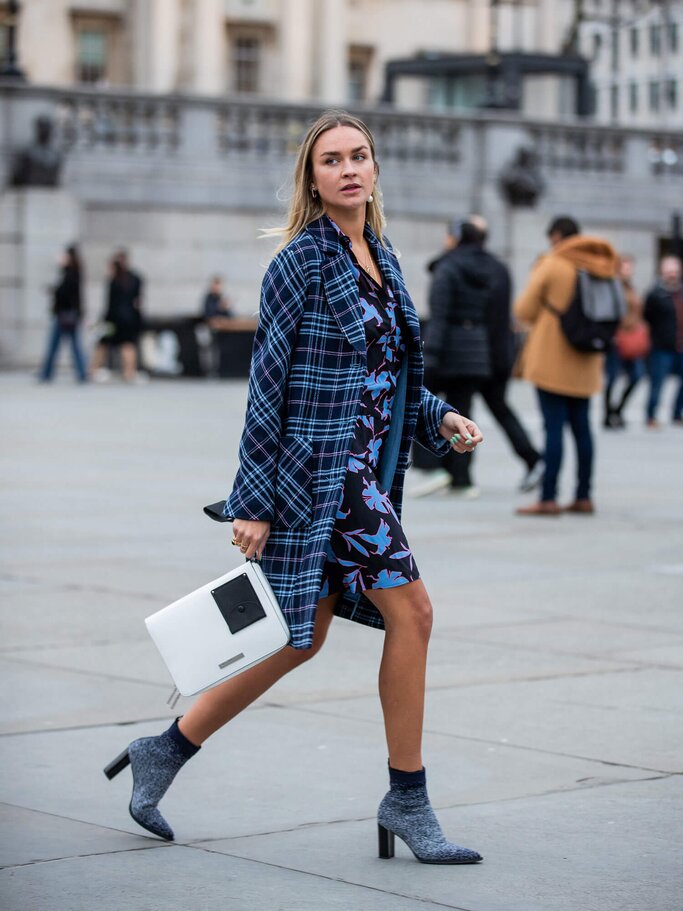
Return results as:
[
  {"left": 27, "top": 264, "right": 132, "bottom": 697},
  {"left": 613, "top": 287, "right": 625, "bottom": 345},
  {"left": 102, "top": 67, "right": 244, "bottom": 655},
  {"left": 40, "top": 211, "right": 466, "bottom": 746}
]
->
[
  {"left": 325, "top": 158, "right": 338, "bottom": 165},
  {"left": 354, "top": 154, "right": 366, "bottom": 161}
]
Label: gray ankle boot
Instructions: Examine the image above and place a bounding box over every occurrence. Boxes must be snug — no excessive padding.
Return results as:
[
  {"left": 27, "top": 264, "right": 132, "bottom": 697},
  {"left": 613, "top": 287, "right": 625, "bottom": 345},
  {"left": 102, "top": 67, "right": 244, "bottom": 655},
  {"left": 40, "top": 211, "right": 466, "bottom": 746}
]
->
[
  {"left": 104, "top": 719, "right": 200, "bottom": 840},
  {"left": 377, "top": 768, "right": 482, "bottom": 864}
]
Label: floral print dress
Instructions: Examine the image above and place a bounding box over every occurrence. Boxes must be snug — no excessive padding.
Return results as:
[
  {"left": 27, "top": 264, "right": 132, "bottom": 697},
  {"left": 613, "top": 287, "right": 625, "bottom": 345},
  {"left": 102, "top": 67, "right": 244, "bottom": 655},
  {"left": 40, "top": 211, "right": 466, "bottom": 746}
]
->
[{"left": 320, "top": 222, "right": 420, "bottom": 599}]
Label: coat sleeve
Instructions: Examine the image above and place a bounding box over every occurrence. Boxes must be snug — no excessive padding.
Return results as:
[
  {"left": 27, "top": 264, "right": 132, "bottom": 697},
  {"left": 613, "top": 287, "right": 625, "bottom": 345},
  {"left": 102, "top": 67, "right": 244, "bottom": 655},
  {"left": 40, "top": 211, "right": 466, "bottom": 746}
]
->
[
  {"left": 224, "top": 246, "right": 308, "bottom": 521},
  {"left": 414, "top": 386, "right": 457, "bottom": 456},
  {"left": 514, "top": 257, "right": 550, "bottom": 325}
]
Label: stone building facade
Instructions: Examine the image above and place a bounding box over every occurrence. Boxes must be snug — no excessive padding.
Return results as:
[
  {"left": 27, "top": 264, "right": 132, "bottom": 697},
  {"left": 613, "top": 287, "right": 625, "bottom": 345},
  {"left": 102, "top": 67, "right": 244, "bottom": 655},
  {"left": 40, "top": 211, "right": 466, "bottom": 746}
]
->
[{"left": 9, "top": 0, "right": 579, "bottom": 116}]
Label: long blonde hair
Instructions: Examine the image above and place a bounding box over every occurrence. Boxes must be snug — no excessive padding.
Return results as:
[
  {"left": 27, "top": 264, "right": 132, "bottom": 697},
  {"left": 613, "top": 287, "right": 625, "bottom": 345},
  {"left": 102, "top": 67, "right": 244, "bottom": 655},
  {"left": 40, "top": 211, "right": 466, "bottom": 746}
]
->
[{"left": 266, "top": 110, "right": 386, "bottom": 251}]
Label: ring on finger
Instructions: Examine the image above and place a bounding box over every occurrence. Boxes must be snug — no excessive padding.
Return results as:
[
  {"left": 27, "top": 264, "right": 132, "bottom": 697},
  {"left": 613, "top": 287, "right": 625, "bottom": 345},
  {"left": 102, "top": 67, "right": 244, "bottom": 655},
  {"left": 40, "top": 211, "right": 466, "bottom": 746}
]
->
[{"left": 232, "top": 538, "right": 241, "bottom": 547}]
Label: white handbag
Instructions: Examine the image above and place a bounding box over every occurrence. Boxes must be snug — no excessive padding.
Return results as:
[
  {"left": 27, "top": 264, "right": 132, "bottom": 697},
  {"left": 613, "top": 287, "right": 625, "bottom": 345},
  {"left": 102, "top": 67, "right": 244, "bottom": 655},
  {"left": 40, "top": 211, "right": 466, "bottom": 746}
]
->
[{"left": 145, "top": 559, "right": 290, "bottom": 697}]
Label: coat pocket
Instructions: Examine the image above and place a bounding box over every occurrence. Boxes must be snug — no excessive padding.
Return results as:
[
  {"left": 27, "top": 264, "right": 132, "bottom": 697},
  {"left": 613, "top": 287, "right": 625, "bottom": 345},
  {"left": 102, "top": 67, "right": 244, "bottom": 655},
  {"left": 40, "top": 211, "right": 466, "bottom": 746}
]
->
[{"left": 273, "top": 435, "right": 313, "bottom": 528}]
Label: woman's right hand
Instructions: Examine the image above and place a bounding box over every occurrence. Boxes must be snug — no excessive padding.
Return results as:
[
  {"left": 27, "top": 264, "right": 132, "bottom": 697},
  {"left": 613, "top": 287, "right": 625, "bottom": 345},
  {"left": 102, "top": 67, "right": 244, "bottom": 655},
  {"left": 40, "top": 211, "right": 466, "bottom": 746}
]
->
[{"left": 231, "top": 519, "right": 271, "bottom": 561}]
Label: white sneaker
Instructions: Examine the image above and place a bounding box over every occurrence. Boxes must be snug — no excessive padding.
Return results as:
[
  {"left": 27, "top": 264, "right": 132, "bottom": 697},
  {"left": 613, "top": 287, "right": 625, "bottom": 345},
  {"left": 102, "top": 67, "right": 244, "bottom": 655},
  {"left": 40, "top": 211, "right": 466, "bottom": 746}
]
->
[
  {"left": 408, "top": 469, "right": 452, "bottom": 498},
  {"left": 449, "top": 485, "right": 481, "bottom": 500},
  {"left": 92, "top": 368, "right": 112, "bottom": 384},
  {"left": 519, "top": 459, "right": 544, "bottom": 493}
]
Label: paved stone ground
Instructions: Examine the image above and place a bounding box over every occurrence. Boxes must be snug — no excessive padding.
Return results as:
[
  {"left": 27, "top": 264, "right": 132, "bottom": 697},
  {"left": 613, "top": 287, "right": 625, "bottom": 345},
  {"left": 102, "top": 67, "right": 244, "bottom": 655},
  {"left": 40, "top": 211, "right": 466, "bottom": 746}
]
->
[{"left": 1, "top": 371, "right": 682, "bottom": 911}]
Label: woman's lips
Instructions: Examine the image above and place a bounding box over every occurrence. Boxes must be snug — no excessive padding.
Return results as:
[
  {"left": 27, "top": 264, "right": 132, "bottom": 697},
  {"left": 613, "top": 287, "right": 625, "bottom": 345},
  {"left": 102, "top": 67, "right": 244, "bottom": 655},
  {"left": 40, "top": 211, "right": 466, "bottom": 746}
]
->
[{"left": 340, "top": 185, "right": 362, "bottom": 194}]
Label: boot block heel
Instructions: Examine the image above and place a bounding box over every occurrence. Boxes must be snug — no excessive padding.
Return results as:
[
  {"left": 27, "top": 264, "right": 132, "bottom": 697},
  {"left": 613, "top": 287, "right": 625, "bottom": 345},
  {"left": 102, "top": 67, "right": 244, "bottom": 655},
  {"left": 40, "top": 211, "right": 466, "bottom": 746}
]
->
[
  {"left": 104, "top": 748, "right": 131, "bottom": 780},
  {"left": 378, "top": 823, "right": 395, "bottom": 859}
]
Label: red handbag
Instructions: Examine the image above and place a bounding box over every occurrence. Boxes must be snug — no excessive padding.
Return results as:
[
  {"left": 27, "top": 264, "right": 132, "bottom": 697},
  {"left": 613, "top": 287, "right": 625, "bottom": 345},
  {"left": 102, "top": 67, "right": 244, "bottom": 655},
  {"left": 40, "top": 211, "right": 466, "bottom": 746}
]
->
[{"left": 614, "top": 322, "right": 651, "bottom": 361}]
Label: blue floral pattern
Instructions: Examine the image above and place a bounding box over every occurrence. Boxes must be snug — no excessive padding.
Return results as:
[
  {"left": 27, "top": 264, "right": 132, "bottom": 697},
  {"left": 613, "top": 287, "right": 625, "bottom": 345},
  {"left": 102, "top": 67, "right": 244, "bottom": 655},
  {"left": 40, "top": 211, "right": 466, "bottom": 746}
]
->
[{"left": 320, "top": 219, "right": 419, "bottom": 599}]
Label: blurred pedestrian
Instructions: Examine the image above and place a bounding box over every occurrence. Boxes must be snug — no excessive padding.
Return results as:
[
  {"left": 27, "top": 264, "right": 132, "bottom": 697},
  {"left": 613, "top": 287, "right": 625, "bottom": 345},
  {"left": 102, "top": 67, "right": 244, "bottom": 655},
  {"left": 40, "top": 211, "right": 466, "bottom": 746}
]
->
[
  {"left": 514, "top": 216, "right": 619, "bottom": 516},
  {"left": 416, "top": 217, "right": 542, "bottom": 498},
  {"left": 104, "top": 110, "right": 484, "bottom": 865},
  {"left": 38, "top": 245, "right": 87, "bottom": 383},
  {"left": 89, "top": 250, "right": 145, "bottom": 383},
  {"left": 603, "top": 255, "right": 648, "bottom": 428},
  {"left": 201, "top": 276, "right": 234, "bottom": 377},
  {"left": 643, "top": 255, "right": 683, "bottom": 428}
]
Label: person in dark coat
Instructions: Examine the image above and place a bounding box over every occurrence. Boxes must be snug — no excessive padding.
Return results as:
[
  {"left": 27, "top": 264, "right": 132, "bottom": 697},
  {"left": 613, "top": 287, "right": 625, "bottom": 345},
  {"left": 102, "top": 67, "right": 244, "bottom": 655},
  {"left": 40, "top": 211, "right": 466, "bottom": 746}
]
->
[
  {"left": 643, "top": 255, "right": 683, "bottom": 428},
  {"left": 38, "top": 245, "right": 88, "bottom": 383},
  {"left": 104, "top": 111, "right": 484, "bottom": 865},
  {"left": 89, "top": 250, "right": 144, "bottom": 382},
  {"left": 416, "top": 218, "right": 542, "bottom": 497}
]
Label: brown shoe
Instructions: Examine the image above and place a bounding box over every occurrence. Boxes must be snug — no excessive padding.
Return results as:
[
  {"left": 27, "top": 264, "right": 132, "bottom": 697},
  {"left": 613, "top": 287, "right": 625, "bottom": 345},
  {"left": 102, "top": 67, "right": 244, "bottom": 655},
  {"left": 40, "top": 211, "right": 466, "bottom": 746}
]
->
[
  {"left": 516, "top": 501, "right": 561, "bottom": 516},
  {"left": 564, "top": 499, "right": 595, "bottom": 514}
]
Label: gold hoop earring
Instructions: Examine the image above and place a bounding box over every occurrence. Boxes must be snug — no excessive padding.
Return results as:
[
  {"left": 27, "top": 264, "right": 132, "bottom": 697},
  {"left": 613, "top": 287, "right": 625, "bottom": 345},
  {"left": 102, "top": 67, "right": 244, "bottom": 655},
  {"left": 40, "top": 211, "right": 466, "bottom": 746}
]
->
[{"left": 311, "top": 186, "right": 318, "bottom": 198}]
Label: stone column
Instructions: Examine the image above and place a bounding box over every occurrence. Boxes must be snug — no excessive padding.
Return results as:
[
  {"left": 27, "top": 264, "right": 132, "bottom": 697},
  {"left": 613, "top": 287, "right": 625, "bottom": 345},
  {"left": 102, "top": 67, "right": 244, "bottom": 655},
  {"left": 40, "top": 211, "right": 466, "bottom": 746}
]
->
[
  {"left": 0, "top": 189, "right": 82, "bottom": 369},
  {"left": 132, "top": 0, "right": 181, "bottom": 92},
  {"left": 317, "top": 0, "right": 346, "bottom": 103},
  {"left": 191, "top": 0, "right": 225, "bottom": 95},
  {"left": 280, "top": 0, "right": 315, "bottom": 101}
]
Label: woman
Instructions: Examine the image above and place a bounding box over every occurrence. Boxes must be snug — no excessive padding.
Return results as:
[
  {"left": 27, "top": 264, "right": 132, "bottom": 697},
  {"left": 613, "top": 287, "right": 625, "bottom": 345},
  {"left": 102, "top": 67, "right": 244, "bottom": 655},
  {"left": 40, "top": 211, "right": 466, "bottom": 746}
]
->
[
  {"left": 105, "top": 111, "right": 484, "bottom": 864},
  {"left": 38, "top": 245, "right": 87, "bottom": 383},
  {"left": 89, "top": 250, "right": 143, "bottom": 382},
  {"left": 603, "top": 255, "right": 646, "bottom": 428}
]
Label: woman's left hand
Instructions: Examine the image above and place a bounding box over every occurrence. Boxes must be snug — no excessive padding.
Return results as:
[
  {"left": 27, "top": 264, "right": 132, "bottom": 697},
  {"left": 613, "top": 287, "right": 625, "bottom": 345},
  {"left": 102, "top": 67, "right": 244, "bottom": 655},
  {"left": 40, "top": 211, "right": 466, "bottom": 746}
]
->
[{"left": 438, "top": 412, "right": 484, "bottom": 454}]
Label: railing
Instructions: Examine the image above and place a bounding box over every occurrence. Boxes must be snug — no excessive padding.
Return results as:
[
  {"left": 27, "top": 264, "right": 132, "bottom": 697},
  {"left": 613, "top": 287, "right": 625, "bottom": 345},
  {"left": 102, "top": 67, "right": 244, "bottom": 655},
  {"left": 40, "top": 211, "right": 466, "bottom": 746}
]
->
[
  {"left": 2, "top": 84, "right": 682, "bottom": 181},
  {"left": 55, "top": 94, "right": 181, "bottom": 153}
]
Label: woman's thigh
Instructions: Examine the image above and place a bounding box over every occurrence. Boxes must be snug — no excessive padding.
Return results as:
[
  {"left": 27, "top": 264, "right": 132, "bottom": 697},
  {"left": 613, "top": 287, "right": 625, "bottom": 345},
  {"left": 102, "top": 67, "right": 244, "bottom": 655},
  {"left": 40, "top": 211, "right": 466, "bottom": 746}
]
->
[{"left": 362, "top": 579, "right": 433, "bottom": 637}]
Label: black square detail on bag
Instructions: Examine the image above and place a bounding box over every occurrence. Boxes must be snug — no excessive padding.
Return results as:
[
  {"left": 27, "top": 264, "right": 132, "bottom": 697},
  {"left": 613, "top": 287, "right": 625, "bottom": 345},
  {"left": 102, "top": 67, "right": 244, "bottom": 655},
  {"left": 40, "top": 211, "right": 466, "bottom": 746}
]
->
[{"left": 211, "top": 573, "right": 267, "bottom": 634}]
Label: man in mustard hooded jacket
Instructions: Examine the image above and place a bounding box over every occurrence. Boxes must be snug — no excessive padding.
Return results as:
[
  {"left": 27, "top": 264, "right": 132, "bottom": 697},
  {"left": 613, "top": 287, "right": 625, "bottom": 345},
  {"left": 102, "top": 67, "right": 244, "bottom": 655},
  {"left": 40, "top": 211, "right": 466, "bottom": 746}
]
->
[{"left": 514, "top": 216, "right": 619, "bottom": 516}]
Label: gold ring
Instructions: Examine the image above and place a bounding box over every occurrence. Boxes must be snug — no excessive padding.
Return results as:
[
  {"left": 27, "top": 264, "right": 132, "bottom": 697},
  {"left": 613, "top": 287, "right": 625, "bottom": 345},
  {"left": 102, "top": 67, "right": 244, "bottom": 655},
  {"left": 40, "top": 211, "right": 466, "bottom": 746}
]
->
[{"left": 232, "top": 538, "right": 241, "bottom": 547}]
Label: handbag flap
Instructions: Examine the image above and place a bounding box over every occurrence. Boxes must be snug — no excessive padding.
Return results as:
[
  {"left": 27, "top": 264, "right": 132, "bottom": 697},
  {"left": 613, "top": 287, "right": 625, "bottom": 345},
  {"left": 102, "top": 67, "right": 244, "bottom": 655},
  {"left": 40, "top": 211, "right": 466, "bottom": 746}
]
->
[{"left": 211, "top": 573, "right": 267, "bottom": 634}]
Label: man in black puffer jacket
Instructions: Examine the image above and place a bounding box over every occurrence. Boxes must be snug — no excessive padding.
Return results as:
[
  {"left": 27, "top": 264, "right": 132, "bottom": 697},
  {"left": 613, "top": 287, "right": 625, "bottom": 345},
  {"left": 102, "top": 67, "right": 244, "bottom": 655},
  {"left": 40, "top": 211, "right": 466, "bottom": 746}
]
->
[{"left": 417, "top": 218, "right": 542, "bottom": 497}]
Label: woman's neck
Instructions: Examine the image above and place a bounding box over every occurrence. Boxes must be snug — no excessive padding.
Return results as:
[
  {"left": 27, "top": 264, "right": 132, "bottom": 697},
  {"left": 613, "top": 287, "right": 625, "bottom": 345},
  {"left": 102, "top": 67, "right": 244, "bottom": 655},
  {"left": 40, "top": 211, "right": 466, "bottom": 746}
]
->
[{"left": 324, "top": 206, "right": 366, "bottom": 249}]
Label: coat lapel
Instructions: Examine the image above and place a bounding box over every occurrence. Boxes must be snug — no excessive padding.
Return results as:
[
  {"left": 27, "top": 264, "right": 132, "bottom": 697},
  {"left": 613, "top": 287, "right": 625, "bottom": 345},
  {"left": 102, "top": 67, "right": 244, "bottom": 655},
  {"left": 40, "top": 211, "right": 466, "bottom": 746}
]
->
[
  {"left": 307, "top": 217, "right": 366, "bottom": 354},
  {"left": 366, "top": 229, "right": 422, "bottom": 351}
]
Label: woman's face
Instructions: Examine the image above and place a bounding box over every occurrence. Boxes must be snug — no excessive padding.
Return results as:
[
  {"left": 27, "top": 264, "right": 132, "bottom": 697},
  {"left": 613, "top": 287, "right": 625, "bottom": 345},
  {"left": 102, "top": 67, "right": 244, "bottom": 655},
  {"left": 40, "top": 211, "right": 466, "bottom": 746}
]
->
[{"left": 310, "top": 125, "right": 376, "bottom": 214}]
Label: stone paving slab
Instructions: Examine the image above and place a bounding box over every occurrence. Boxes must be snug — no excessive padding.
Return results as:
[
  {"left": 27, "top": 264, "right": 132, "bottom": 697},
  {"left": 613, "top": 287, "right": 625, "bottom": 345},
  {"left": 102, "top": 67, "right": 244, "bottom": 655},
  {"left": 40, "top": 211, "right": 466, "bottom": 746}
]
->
[
  {"left": 301, "top": 666, "right": 683, "bottom": 773},
  {"left": 0, "top": 712, "right": 649, "bottom": 847},
  {"left": 0, "top": 803, "right": 154, "bottom": 868},
  {"left": 202, "top": 776, "right": 683, "bottom": 911},
  {"left": 2, "top": 374, "right": 682, "bottom": 911}
]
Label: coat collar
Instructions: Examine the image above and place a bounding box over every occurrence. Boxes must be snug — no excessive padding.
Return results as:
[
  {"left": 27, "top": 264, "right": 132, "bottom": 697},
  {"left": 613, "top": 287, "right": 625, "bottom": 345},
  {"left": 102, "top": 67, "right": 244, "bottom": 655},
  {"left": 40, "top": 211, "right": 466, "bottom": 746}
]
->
[{"left": 304, "top": 216, "right": 421, "bottom": 353}]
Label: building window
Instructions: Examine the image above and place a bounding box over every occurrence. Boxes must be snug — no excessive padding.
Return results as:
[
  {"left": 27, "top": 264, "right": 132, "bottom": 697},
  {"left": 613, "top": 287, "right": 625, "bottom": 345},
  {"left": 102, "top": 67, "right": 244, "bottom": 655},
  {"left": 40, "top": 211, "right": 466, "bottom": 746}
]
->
[
  {"left": 348, "top": 46, "right": 373, "bottom": 102},
  {"left": 667, "top": 79, "right": 678, "bottom": 109},
  {"left": 610, "top": 30, "right": 619, "bottom": 70},
  {"left": 77, "top": 28, "right": 107, "bottom": 84},
  {"left": 670, "top": 22, "right": 679, "bottom": 53},
  {"left": 629, "top": 82, "right": 638, "bottom": 112},
  {"left": 72, "top": 15, "right": 122, "bottom": 86},
  {"left": 232, "top": 35, "right": 261, "bottom": 93},
  {"left": 650, "top": 23, "right": 661, "bottom": 56},
  {"left": 592, "top": 32, "right": 602, "bottom": 58},
  {"left": 630, "top": 26, "right": 639, "bottom": 57},
  {"left": 610, "top": 84, "right": 619, "bottom": 120},
  {"left": 649, "top": 80, "right": 660, "bottom": 111}
]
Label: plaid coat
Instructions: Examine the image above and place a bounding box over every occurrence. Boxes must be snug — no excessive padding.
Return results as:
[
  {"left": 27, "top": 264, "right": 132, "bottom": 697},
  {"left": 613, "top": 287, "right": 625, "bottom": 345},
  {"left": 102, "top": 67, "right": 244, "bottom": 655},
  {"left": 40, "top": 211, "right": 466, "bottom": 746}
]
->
[{"left": 216, "top": 216, "right": 453, "bottom": 649}]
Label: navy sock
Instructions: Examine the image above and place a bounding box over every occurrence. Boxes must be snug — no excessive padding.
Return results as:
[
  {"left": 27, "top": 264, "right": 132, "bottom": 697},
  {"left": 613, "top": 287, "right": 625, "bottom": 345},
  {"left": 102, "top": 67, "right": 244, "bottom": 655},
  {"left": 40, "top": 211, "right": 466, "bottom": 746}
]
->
[
  {"left": 166, "top": 718, "right": 201, "bottom": 758},
  {"left": 389, "top": 764, "right": 426, "bottom": 789}
]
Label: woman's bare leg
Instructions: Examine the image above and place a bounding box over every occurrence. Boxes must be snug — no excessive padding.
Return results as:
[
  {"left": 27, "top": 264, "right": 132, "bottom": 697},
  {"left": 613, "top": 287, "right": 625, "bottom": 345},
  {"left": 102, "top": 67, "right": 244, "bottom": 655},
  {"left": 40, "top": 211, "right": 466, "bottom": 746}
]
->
[
  {"left": 363, "top": 580, "right": 432, "bottom": 771},
  {"left": 179, "top": 594, "right": 337, "bottom": 745},
  {"left": 120, "top": 343, "right": 137, "bottom": 381}
]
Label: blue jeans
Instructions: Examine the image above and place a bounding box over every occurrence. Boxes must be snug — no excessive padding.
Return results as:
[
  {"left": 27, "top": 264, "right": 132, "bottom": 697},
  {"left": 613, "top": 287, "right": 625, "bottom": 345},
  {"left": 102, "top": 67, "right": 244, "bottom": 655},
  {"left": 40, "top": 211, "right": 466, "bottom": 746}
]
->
[
  {"left": 646, "top": 349, "right": 683, "bottom": 421},
  {"left": 604, "top": 348, "right": 645, "bottom": 416},
  {"left": 537, "top": 389, "right": 593, "bottom": 503},
  {"left": 39, "top": 320, "right": 88, "bottom": 382}
]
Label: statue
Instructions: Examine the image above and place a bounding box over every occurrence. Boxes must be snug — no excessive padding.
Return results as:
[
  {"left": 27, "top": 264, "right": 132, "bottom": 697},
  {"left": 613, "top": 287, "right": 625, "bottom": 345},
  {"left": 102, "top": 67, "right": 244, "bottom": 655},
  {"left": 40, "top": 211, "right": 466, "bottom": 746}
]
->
[
  {"left": 499, "top": 146, "right": 545, "bottom": 207},
  {"left": 10, "top": 115, "right": 63, "bottom": 187}
]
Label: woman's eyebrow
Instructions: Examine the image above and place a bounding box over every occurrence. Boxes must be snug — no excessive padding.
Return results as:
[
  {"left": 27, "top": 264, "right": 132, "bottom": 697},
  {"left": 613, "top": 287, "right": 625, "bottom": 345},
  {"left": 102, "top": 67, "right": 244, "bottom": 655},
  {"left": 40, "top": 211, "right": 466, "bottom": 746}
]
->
[{"left": 318, "top": 145, "right": 370, "bottom": 157}]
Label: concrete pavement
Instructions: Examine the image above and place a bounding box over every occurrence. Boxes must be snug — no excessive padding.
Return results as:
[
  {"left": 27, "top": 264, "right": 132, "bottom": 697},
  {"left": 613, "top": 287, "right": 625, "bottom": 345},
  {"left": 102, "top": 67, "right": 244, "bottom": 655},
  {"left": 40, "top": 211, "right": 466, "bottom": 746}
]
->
[{"left": 1, "top": 371, "right": 682, "bottom": 911}]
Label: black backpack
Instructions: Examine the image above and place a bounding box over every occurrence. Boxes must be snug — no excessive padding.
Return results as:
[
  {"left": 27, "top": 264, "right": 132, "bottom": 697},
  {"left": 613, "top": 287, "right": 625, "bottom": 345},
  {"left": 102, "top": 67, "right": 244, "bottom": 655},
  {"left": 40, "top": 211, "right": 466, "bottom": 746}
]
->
[{"left": 545, "top": 270, "right": 626, "bottom": 353}]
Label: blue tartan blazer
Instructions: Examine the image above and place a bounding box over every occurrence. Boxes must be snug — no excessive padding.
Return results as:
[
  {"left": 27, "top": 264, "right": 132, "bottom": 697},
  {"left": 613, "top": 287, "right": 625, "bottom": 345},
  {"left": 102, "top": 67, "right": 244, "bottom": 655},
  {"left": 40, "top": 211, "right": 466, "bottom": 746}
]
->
[{"left": 222, "top": 216, "right": 454, "bottom": 649}]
